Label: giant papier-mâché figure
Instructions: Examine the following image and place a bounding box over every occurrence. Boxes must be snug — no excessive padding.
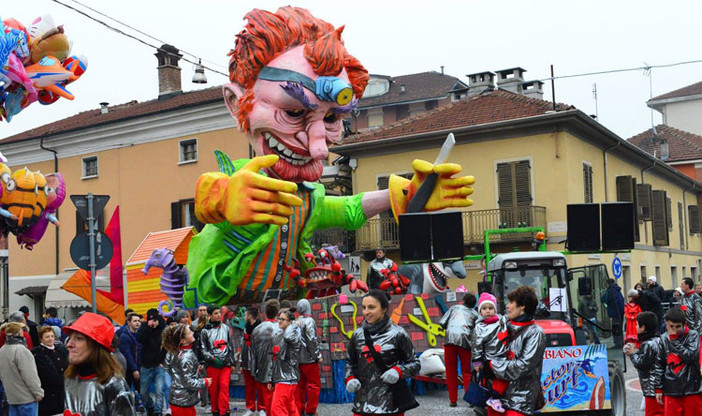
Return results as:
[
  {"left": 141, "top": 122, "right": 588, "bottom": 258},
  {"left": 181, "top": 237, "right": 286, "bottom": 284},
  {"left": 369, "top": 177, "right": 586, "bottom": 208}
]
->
[{"left": 184, "top": 7, "right": 475, "bottom": 306}]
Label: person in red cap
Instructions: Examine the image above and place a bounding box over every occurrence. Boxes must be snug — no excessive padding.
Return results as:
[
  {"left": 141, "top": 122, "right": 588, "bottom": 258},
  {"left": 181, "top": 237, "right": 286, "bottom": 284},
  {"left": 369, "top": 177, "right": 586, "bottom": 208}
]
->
[{"left": 63, "top": 312, "right": 136, "bottom": 416}]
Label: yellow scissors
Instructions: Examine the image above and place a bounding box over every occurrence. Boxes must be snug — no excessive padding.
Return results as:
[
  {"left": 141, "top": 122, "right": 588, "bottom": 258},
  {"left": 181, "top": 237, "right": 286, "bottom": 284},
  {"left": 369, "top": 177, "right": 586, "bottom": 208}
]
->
[
  {"left": 407, "top": 296, "right": 445, "bottom": 346},
  {"left": 331, "top": 300, "right": 358, "bottom": 339}
]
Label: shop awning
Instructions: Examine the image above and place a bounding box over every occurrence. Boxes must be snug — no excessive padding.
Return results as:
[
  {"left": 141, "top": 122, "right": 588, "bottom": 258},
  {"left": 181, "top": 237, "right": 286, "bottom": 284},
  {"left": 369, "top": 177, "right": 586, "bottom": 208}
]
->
[{"left": 14, "top": 285, "right": 48, "bottom": 297}]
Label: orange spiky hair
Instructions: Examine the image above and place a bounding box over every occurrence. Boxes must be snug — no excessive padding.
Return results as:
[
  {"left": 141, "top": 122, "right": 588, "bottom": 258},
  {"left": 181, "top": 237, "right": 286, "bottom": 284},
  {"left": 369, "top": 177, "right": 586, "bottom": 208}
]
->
[{"left": 228, "top": 6, "right": 369, "bottom": 131}]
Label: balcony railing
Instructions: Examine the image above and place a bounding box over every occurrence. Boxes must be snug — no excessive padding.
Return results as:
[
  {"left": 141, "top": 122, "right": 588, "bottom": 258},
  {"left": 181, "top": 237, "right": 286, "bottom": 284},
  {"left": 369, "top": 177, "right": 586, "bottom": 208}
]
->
[{"left": 354, "top": 206, "right": 547, "bottom": 251}]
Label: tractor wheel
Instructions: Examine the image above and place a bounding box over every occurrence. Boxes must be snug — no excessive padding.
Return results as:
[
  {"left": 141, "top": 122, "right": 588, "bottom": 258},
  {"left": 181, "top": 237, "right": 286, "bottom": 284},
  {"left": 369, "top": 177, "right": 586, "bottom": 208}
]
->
[{"left": 608, "top": 360, "right": 626, "bottom": 416}]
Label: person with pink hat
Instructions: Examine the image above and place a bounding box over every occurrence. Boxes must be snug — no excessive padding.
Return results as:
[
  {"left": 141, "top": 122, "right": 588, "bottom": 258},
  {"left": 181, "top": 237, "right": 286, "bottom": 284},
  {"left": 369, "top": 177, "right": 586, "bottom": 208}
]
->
[
  {"left": 470, "top": 292, "right": 510, "bottom": 413},
  {"left": 63, "top": 312, "right": 136, "bottom": 416}
]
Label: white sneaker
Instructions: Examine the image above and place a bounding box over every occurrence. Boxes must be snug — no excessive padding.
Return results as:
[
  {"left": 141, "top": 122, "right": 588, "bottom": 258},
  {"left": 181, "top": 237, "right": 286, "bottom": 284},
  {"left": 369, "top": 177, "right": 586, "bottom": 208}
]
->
[
  {"left": 241, "top": 410, "right": 254, "bottom": 416},
  {"left": 259, "top": 410, "right": 267, "bottom": 416}
]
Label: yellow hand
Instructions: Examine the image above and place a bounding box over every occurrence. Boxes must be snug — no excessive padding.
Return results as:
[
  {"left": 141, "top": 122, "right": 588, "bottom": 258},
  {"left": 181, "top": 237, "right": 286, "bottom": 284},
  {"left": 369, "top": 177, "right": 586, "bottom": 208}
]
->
[{"left": 194, "top": 155, "right": 303, "bottom": 226}]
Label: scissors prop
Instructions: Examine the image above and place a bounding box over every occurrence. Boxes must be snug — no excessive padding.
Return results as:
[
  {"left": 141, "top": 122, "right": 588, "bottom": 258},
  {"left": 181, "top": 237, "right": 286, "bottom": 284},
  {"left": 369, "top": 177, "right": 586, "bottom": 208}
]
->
[
  {"left": 331, "top": 300, "right": 358, "bottom": 339},
  {"left": 408, "top": 296, "right": 445, "bottom": 346}
]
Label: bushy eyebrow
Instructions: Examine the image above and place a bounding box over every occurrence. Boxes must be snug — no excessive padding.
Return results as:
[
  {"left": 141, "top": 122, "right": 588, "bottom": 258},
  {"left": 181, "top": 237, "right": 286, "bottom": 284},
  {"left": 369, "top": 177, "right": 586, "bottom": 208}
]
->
[
  {"left": 331, "top": 98, "right": 358, "bottom": 115},
  {"left": 280, "top": 82, "right": 318, "bottom": 110}
]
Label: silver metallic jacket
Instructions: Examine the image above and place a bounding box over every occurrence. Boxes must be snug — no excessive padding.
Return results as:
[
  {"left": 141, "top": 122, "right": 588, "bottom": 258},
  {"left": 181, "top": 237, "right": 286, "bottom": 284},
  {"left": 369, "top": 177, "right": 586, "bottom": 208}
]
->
[
  {"left": 630, "top": 335, "right": 665, "bottom": 397},
  {"left": 199, "top": 321, "right": 235, "bottom": 367},
  {"left": 271, "top": 324, "right": 302, "bottom": 383},
  {"left": 680, "top": 292, "right": 702, "bottom": 334},
  {"left": 439, "top": 304, "right": 478, "bottom": 349},
  {"left": 297, "top": 315, "right": 322, "bottom": 364},
  {"left": 64, "top": 375, "right": 135, "bottom": 416},
  {"left": 471, "top": 314, "right": 509, "bottom": 361},
  {"left": 251, "top": 320, "right": 277, "bottom": 383},
  {"left": 657, "top": 327, "right": 701, "bottom": 396},
  {"left": 345, "top": 319, "right": 420, "bottom": 415},
  {"left": 163, "top": 347, "right": 207, "bottom": 407},
  {"left": 490, "top": 322, "right": 546, "bottom": 416}
]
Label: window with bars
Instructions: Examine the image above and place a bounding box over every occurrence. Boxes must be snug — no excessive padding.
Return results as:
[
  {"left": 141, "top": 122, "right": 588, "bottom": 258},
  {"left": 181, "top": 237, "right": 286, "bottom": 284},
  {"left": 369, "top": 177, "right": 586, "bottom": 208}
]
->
[
  {"left": 496, "top": 160, "right": 532, "bottom": 227},
  {"left": 82, "top": 156, "right": 98, "bottom": 178},
  {"left": 171, "top": 199, "right": 204, "bottom": 232},
  {"left": 651, "top": 190, "right": 669, "bottom": 246},
  {"left": 637, "top": 183, "right": 652, "bottom": 221},
  {"left": 689, "top": 205, "right": 701, "bottom": 234},
  {"left": 583, "top": 163, "right": 593, "bottom": 203},
  {"left": 179, "top": 139, "right": 198, "bottom": 163}
]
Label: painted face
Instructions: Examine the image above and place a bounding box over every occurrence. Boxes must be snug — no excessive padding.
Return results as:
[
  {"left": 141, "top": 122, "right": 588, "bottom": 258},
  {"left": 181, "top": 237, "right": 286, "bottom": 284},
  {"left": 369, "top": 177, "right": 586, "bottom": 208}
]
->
[
  {"left": 480, "top": 303, "right": 496, "bottom": 318},
  {"left": 506, "top": 300, "right": 526, "bottom": 320},
  {"left": 67, "top": 332, "right": 91, "bottom": 365},
  {"left": 362, "top": 296, "right": 386, "bottom": 324},
  {"left": 40, "top": 330, "right": 55, "bottom": 347},
  {"left": 242, "top": 46, "right": 351, "bottom": 183}
]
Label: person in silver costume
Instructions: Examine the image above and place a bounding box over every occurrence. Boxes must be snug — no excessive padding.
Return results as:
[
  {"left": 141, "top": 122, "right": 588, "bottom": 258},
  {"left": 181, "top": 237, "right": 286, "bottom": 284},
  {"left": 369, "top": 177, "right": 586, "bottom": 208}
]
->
[
  {"left": 250, "top": 299, "right": 280, "bottom": 416},
  {"left": 624, "top": 311, "right": 664, "bottom": 416},
  {"left": 483, "top": 286, "right": 546, "bottom": 416},
  {"left": 63, "top": 312, "right": 135, "bottom": 416},
  {"left": 439, "top": 292, "right": 477, "bottom": 407},
  {"left": 268, "top": 309, "right": 302, "bottom": 416},
  {"left": 345, "top": 289, "right": 420, "bottom": 416},
  {"left": 295, "top": 299, "right": 322, "bottom": 416},
  {"left": 162, "top": 323, "right": 212, "bottom": 416}
]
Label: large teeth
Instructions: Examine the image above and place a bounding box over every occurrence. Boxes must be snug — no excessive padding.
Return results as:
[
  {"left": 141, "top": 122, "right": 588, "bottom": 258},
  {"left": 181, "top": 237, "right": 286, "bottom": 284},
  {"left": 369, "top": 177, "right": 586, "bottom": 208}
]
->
[{"left": 265, "top": 132, "right": 312, "bottom": 165}]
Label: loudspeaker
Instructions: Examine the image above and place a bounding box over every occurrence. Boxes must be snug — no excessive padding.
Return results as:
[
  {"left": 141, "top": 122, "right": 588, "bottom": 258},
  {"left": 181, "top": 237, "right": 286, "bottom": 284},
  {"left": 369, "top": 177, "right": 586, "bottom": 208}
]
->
[
  {"left": 567, "top": 204, "right": 601, "bottom": 251},
  {"left": 431, "top": 211, "right": 464, "bottom": 260},
  {"left": 601, "top": 202, "right": 635, "bottom": 250},
  {"left": 399, "top": 213, "right": 432, "bottom": 262}
]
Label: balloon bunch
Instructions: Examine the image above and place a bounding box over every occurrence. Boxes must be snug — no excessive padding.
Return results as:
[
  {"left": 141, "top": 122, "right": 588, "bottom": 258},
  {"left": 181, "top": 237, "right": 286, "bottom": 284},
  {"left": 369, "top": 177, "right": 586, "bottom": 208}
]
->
[
  {"left": 0, "top": 153, "right": 66, "bottom": 249},
  {"left": 1, "top": 14, "right": 87, "bottom": 122}
]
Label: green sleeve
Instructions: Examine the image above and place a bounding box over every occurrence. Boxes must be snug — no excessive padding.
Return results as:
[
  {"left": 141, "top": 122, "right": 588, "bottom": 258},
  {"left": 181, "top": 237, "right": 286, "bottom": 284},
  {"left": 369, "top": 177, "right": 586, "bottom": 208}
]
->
[{"left": 316, "top": 192, "right": 367, "bottom": 230}]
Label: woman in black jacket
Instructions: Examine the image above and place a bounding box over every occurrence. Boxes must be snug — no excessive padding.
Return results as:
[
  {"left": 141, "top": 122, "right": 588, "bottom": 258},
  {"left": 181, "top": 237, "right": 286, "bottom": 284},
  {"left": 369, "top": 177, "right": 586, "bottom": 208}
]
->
[{"left": 32, "top": 326, "right": 68, "bottom": 416}]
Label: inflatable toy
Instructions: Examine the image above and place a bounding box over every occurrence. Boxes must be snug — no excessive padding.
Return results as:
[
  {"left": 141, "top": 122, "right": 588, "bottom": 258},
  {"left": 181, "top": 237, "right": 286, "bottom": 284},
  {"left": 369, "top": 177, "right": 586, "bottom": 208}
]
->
[
  {"left": 142, "top": 247, "right": 189, "bottom": 308},
  {"left": 17, "top": 172, "right": 65, "bottom": 249}
]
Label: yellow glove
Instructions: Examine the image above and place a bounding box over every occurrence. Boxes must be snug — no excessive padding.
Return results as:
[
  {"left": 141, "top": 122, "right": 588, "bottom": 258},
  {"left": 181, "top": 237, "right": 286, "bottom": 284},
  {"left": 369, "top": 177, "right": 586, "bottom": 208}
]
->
[
  {"left": 195, "top": 155, "right": 303, "bottom": 226},
  {"left": 389, "top": 159, "right": 475, "bottom": 222}
]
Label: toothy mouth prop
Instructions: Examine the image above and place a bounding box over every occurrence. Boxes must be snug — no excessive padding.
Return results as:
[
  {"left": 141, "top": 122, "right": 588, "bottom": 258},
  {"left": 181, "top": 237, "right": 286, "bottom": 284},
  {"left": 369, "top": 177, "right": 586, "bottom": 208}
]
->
[
  {"left": 263, "top": 132, "right": 312, "bottom": 166},
  {"left": 428, "top": 262, "right": 448, "bottom": 291}
]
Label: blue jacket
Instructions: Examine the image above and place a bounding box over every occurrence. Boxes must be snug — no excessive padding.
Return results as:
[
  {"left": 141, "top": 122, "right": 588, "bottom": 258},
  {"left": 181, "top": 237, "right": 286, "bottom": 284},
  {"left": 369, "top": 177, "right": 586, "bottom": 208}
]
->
[
  {"left": 601, "top": 283, "right": 625, "bottom": 322},
  {"left": 119, "top": 328, "right": 141, "bottom": 373}
]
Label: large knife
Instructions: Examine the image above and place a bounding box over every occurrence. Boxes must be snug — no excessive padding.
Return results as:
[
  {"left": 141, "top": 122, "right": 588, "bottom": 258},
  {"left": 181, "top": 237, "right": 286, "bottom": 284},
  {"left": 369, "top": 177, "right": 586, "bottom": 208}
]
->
[{"left": 406, "top": 133, "right": 455, "bottom": 213}]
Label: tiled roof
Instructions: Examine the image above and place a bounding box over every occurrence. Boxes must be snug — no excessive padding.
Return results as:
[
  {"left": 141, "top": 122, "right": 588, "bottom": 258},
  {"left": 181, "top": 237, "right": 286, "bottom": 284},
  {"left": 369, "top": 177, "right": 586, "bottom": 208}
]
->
[
  {"left": 126, "top": 227, "right": 195, "bottom": 265},
  {"left": 627, "top": 124, "right": 702, "bottom": 162},
  {"left": 650, "top": 81, "right": 702, "bottom": 102},
  {"left": 1, "top": 87, "right": 224, "bottom": 144},
  {"left": 341, "top": 89, "right": 574, "bottom": 144},
  {"left": 359, "top": 71, "right": 466, "bottom": 108}
]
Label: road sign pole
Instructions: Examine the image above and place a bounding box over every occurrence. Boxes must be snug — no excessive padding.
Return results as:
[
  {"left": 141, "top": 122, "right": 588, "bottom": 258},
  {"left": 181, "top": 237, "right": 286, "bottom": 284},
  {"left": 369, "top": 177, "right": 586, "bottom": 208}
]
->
[{"left": 87, "top": 193, "right": 97, "bottom": 313}]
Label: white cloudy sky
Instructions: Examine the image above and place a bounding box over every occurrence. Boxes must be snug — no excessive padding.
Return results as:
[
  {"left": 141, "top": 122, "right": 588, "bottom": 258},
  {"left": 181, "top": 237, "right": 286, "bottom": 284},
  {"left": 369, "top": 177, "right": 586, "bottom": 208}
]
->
[{"left": 2, "top": 0, "right": 701, "bottom": 141}]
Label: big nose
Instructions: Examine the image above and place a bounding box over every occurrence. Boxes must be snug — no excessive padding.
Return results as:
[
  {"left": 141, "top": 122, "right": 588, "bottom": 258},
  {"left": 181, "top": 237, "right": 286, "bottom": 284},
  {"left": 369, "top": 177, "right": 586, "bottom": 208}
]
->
[{"left": 296, "top": 120, "right": 328, "bottom": 161}]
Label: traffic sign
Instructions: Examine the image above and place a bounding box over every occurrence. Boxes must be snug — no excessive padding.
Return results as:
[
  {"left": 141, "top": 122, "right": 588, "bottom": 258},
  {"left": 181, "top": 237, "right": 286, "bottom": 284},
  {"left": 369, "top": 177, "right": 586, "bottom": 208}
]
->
[
  {"left": 70, "top": 231, "right": 113, "bottom": 270},
  {"left": 612, "top": 256, "right": 622, "bottom": 279},
  {"left": 70, "top": 194, "right": 110, "bottom": 221}
]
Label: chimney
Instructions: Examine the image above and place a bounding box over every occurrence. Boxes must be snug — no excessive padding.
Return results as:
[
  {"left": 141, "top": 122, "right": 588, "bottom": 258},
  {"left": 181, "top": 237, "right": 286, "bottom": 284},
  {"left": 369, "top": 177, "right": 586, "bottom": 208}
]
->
[
  {"left": 522, "top": 80, "right": 544, "bottom": 100},
  {"left": 155, "top": 44, "right": 183, "bottom": 98},
  {"left": 660, "top": 138, "right": 669, "bottom": 161},
  {"left": 496, "top": 67, "right": 526, "bottom": 94},
  {"left": 466, "top": 71, "right": 495, "bottom": 96},
  {"left": 99, "top": 102, "right": 109, "bottom": 114},
  {"left": 440, "top": 65, "right": 444, "bottom": 75}
]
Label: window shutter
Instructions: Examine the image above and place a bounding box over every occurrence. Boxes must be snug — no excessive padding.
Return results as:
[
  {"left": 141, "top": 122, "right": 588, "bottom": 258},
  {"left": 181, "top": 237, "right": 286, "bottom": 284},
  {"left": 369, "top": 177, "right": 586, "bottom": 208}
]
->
[
  {"left": 377, "top": 176, "right": 389, "bottom": 191},
  {"left": 666, "top": 197, "right": 672, "bottom": 230},
  {"left": 497, "top": 163, "right": 514, "bottom": 208},
  {"left": 688, "top": 205, "right": 701, "bottom": 234},
  {"left": 678, "top": 202, "right": 685, "bottom": 249},
  {"left": 616, "top": 176, "right": 633, "bottom": 202},
  {"left": 637, "top": 184, "right": 652, "bottom": 221},
  {"left": 583, "top": 164, "right": 593, "bottom": 203},
  {"left": 171, "top": 201, "right": 181, "bottom": 229},
  {"left": 651, "top": 190, "right": 669, "bottom": 246},
  {"left": 515, "top": 161, "right": 532, "bottom": 206}
]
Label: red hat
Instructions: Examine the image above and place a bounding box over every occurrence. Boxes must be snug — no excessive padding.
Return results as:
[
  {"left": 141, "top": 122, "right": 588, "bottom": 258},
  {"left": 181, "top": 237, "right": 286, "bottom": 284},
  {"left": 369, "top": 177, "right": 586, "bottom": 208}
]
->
[{"left": 63, "top": 312, "right": 114, "bottom": 352}]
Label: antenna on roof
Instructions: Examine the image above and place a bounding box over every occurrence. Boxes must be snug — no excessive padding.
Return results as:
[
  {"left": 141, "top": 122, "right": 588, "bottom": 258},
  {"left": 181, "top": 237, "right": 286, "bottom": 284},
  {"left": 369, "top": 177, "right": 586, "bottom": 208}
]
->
[
  {"left": 592, "top": 83, "right": 599, "bottom": 121},
  {"left": 643, "top": 63, "right": 657, "bottom": 137}
]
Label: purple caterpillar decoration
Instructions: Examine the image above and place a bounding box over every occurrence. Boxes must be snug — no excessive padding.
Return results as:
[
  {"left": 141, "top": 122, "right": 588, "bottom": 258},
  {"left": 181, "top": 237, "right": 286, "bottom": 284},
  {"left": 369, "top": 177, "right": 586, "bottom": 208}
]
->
[
  {"left": 142, "top": 248, "right": 189, "bottom": 310},
  {"left": 17, "top": 172, "right": 66, "bottom": 250}
]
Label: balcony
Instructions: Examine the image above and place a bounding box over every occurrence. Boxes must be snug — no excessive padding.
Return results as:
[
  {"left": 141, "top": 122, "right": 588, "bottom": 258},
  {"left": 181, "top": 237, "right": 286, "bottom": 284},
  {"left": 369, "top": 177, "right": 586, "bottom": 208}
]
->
[{"left": 354, "top": 206, "right": 547, "bottom": 251}]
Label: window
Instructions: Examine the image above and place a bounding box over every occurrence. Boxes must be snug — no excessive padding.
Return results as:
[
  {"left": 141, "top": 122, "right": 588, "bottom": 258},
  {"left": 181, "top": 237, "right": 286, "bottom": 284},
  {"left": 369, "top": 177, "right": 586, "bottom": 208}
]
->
[
  {"left": 82, "top": 156, "right": 98, "bottom": 178},
  {"left": 496, "top": 160, "right": 532, "bottom": 227},
  {"left": 362, "top": 80, "right": 389, "bottom": 98},
  {"left": 179, "top": 139, "right": 198, "bottom": 163},
  {"left": 583, "top": 163, "right": 593, "bottom": 203},
  {"left": 367, "top": 109, "right": 383, "bottom": 129},
  {"left": 688, "top": 205, "right": 701, "bottom": 234},
  {"left": 636, "top": 183, "right": 652, "bottom": 221},
  {"left": 678, "top": 202, "right": 684, "bottom": 249},
  {"left": 671, "top": 266, "right": 678, "bottom": 289},
  {"left": 615, "top": 175, "right": 640, "bottom": 241},
  {"left": 666, "top": 197, "right": 672, "bottom": 231},
  {"left": 691, "top": 266, "right": 698, "bottom": 280},
  {"left": 651, "top": 190, "right": 669, "bottom": 246},
  {"left": 171, "top": 199, "right": 204, "bottom": 231}
]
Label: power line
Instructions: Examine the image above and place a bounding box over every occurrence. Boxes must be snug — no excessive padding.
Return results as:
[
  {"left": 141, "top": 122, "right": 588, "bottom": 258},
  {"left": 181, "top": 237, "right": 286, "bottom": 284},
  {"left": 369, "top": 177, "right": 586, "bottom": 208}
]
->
[
  {"left": 49, "top": 0, "right": 229, "bottom": 78},
  {"left": 538, "top": 59, "right": 702, "bottom": 82}
]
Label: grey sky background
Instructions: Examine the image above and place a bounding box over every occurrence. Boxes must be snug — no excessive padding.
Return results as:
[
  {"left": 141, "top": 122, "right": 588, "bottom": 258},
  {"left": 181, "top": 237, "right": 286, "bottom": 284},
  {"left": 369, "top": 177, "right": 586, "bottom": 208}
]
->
[{"left": 2, "top": 0, "right": 701, "bottom": 142}]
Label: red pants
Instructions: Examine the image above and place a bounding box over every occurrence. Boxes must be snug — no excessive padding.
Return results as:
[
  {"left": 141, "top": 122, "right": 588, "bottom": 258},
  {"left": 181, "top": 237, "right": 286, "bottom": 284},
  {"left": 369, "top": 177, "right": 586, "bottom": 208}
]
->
[
  {"left": 665, "top": 394, "right": 702, "bottom": 416},
  {"left": 170, "top": 405, "right": 196, "bottom": 416},
  {"left": 488, "top": 409, "right": 527, "bottom": 416},
  {"left": 271, "top": 383, "right": 298, "bottom": 416},
  {"left": 206, "top": 366, "right": 231, "bottom": 414},
  {"left": 257, "top": 381, "right": 274, "bottom": 413},
  {"left": 296, "top": 362, "right": 321, "bottom": 414},
  {"left": 493, "top": 378, "right": 509, "bottom": 395},
  {"left": 645, "top": 397, "right": 664, "bottom": 416},
  {"left": 443, "top": 344, "right": 472, "bottom": 404},
  {"left": 242, "top": 369, "right": 261, "bottom": 411}
]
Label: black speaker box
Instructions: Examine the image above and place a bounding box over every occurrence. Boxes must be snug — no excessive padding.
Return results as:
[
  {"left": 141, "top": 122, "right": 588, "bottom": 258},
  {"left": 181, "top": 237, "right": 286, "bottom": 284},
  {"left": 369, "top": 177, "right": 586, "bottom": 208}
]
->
[
  {"left": 431, "top": 211, "right": 464, "bottom": 261},
  {"left": 399, "top": 213, "right": 432, "bottom": 262},
  {"left": 567, "top": 204, "right": 601, "bottom": 251},
  {"left": 601, "top": 202, "right": 635, "bottom": 250}
]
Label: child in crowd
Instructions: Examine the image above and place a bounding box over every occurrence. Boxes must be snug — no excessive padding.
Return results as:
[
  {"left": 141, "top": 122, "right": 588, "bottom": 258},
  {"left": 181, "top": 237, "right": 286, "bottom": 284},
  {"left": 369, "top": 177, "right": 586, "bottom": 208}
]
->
[
  {"left": 162, "top": 323, "right": 212, "bottom": 416},
  {"left": 624, "top": 311, "right": 664, "bottom": 416},
  {"left": 625, "top": 289, "right": 642, "bottom": 347},
  {"left": 657, "top": 306, "right": 702, "bottom": 415},
  {"left": 471, "top": 292, "right": 510, "bottom": 413}
]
